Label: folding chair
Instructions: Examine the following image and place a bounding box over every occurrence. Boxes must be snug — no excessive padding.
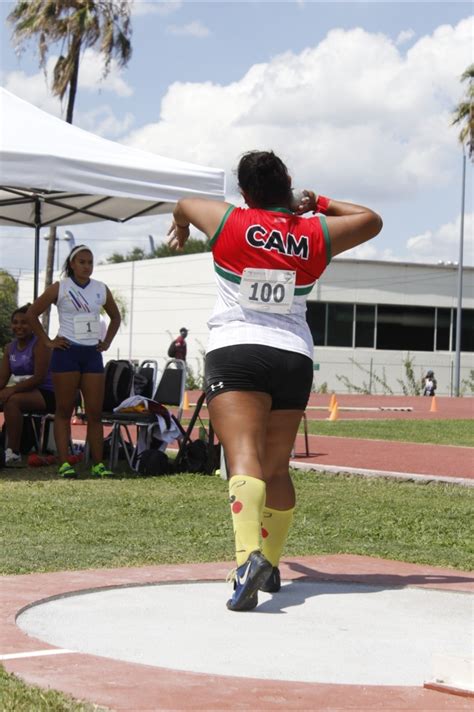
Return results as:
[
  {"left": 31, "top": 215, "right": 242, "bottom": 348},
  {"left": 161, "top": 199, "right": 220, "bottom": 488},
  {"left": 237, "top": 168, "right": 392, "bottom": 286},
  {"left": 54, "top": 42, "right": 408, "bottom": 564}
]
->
[
  {"left": 291, "top": 412, "right": 311, "bottom": 458},
  {"left": 101, "top": 359, "right": 187, "bottom": 470},
  {"left": 174, "top": 391, "right": 220, "bottom": 475},
  {"left": 153, "top": 359, "right": 187, "bottom": 423},
  {"left": 3, "top": 412, "right": 47, "bottom": 455},
  {"left": 133, "top": 359, "right": 159, "bottom": 400}
]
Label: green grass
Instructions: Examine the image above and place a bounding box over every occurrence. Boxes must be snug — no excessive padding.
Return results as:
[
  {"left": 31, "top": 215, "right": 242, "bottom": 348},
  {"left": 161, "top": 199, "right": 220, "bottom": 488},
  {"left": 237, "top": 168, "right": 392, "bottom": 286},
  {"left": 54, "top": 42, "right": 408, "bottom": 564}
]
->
[
  {"left": 304, "top": 418, "right": 474, "bottom": 447},
  {"left": 1, "top": 468, "right": 472, "bottom": 574},
  {"left": 0, "top": 665, "right": 103, "bottom": 712},
  {"left": 1, "top": 465, "right": 473, "bottom": 709},
  {"left": 184, "top": 417, "right": 474, "bottom": 447}
]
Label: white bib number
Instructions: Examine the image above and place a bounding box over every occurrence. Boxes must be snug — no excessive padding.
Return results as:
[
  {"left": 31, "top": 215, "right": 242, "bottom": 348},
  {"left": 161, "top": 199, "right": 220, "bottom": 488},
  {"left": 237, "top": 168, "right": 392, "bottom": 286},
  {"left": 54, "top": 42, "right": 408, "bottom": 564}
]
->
[
  {"left": 73, "top": 313, "right": 100, "bottom": 340},
  {"left": 239, "top": 268, "right": 296, "bottom": 314}
]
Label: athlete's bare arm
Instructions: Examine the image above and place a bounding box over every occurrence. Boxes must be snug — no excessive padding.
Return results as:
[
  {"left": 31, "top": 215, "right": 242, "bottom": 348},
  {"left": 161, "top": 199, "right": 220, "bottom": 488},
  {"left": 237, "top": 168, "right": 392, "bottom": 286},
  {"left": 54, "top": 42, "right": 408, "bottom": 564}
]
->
[
  {"left": 296, "top": 191, "right": 383, "bottom": 257},
  {"left": 168, "top": 198, "right": 233, "bottom": 249},
  {"left": 26, "top": 283, "right": 69, "bottom": 350}
]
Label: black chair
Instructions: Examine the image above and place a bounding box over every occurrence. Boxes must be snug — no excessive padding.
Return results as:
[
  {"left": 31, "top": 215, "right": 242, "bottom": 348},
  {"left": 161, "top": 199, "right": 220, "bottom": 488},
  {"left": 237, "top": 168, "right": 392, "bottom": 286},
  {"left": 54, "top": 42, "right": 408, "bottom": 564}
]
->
[
  {"left": 101, "top": 358, "right": 187, "bottom": 470},
  {"left": 2, "top": 412, "right": 48, "bottom": 455},
  {"left": 133, "top": 359, "right": 159, "bottom": 400},
  {"left": 153, "top": 359, "right": 187, "bottom": 421}
]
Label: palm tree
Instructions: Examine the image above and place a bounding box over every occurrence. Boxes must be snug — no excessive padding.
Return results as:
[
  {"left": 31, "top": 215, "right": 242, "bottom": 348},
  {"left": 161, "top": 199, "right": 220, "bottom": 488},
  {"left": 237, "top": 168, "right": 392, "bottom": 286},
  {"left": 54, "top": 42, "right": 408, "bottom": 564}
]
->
[
  {"left": 8, "top": 0, "right": 132, "bottom": 330},
  {"left": 452, "top": 63, "right": 474, "bottom": 159},
  {"left": 451, "top": 64, "right": 473, "bottom": 396}
]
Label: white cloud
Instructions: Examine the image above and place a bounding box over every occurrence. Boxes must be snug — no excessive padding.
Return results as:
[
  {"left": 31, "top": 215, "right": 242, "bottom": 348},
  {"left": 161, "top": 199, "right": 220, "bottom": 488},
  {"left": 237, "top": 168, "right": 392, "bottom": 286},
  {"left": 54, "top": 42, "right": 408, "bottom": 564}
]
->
[
  {"left": 166, "top": 20, "right": 211, "bottom": 38},
  {"left": 1, "top": 49, "right": 134, "bottom": 137},
  {"left": 2, "top": 48, "right": 133, "bottom": 109},
  {"left": 396, "top": 28, "right": 415, "bottom": 46},
  {"left": 75, "top": 105, "right": 135, "bottom": 138},
  {"left": 1, "top": 69, "right": 62, "bottom": 116},
  {"left": 124, "top": 17, "right": 472, "bottom": 204},
  {"left": 406, "top": 213, "right": 474, "bottom": 265},
  {"left": 77, "top": 49, "right": 133, "bottom": 97},
  {"left": 131, "top": 0, "right": 182, "bottom": 17},
  {"left": 340, "top": 242, "right": 399, "bottom": 263}
]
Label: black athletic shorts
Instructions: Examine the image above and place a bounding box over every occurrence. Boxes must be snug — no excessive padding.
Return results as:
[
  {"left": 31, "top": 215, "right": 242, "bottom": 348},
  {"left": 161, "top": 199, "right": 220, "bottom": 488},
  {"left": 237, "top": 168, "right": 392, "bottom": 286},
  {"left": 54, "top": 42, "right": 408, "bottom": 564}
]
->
[{"left": 205, "top": 344, "right": 314, "bottom": 410}]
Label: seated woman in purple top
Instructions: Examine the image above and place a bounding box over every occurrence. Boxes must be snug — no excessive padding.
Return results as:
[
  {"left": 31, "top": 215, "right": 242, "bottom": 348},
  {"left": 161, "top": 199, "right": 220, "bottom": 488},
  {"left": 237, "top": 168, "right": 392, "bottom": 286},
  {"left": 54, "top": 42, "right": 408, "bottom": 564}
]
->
[{"left": 0, "top": 304, "right": 55, "bottom": 466}]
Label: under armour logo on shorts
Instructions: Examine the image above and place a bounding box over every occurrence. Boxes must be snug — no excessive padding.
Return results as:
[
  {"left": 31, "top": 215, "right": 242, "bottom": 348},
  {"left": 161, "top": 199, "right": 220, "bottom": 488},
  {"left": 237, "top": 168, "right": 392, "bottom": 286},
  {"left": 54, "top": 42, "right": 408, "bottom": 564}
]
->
[{"left": 210, "top": 381, "right": 224, "bottom": 392}]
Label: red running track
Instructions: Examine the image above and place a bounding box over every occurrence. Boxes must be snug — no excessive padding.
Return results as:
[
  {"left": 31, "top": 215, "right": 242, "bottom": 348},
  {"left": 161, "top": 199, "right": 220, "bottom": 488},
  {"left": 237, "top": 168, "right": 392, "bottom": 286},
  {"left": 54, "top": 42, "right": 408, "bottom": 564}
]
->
[{"left": 1, "top": 394, "right": 472, "bottom": 483}]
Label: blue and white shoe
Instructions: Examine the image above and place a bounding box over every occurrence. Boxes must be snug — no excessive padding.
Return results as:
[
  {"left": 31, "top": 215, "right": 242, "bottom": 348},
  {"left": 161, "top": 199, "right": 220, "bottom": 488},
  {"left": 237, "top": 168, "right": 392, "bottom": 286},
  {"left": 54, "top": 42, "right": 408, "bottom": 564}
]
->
[
  {"left": 260, "top": 566, "right": 281, "bottom": 593},
  {"left": 226, "top": 550, "right": 272, "bottom": 611}
]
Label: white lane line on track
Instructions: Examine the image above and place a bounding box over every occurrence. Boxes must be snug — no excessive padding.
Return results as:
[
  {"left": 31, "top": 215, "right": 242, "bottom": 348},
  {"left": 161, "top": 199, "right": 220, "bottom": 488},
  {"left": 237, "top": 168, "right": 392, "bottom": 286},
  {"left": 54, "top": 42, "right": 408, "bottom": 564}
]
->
[{"left": 0, "top": 649, "right": 74, "bottom": 661}]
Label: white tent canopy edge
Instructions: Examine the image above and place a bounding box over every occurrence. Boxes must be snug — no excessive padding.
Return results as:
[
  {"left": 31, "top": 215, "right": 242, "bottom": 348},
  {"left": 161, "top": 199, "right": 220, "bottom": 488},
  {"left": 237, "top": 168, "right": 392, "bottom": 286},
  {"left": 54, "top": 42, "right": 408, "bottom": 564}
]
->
[{"left": 0, "top": 88, "right": 226, "bottom": 296}]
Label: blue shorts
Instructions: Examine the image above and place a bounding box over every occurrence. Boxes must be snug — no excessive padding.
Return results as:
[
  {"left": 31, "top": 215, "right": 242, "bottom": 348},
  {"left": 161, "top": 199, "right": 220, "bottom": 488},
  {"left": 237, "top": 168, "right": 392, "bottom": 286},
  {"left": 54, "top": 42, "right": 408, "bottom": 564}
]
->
[{"left": 51, "top": 344, "right": 104, "bottom": 374}]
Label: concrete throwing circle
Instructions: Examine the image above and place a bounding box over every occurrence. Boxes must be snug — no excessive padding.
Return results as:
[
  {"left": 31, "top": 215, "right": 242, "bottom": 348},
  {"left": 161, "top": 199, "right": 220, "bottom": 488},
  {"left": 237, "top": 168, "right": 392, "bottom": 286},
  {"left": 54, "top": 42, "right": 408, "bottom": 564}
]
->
[{"left": 17, "top": 580, "right": 472, "bottom": 687}]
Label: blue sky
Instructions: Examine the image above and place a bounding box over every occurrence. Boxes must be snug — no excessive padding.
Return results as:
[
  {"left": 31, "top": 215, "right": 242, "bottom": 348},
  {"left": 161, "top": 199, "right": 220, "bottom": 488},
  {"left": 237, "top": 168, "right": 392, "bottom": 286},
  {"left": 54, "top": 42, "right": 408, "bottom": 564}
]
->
[{"left": 1, "top": 1, "right": 473, "bottom": 276}]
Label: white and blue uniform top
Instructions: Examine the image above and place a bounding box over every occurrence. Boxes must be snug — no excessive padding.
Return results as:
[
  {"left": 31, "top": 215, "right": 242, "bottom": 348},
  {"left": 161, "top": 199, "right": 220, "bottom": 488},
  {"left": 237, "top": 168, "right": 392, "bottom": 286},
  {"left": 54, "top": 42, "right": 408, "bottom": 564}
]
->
[{"left": 56, "top": 277, "right": 107, "bottom": 346}]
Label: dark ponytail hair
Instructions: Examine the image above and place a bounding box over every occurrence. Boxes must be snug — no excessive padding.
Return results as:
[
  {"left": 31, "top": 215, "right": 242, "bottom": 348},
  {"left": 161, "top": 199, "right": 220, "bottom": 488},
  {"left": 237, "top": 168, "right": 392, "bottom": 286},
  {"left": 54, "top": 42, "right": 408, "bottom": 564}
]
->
[
  {"left": 62, "top": 244, "right": 92, "bottom": 277},
  {"left": 11, "top": 303, "right": 32, "bottom": 320},
  {"left": 237, "top": 150, "right": 292, "bottom": 208}
]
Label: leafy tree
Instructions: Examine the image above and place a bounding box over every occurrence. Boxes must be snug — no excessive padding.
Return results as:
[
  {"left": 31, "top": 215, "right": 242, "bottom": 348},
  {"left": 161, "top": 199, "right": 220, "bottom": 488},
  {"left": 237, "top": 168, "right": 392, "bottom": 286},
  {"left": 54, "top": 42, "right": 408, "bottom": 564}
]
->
[
  {"left": 0, "top": 270, "right": 19, "bottom": 351},
  {"left": 105, "top": 247, "right": 147, "bottom": 264},
  {"left": 8, "top": 0, "right": 133, "bottom": 331},
  {"left": 452, "top": 63, "right": 474, "bottom": 159},
  {"left": 105, "top": 238, "right": 211, "bottom": 263},
  {"left": 153, "top": 238, "right": 211, "bottom": 258},
  {"left": 8, "top": 0, "right": 132, "bottom": 124}
]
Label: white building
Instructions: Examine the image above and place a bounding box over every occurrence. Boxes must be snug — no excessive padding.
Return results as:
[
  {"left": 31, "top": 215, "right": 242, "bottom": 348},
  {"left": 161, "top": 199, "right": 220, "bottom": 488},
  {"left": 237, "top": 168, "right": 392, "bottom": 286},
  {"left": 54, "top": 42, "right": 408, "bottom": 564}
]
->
[{"left": 19, "top": 255, "right": 474, "bottom": 396}]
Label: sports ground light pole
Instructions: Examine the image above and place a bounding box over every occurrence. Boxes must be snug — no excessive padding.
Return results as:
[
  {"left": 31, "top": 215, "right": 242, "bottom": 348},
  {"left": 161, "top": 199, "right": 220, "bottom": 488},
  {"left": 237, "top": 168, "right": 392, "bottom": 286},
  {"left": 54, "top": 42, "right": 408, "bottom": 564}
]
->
[{"left": 453, "top": 150, "right": 466, "bottom": 397}]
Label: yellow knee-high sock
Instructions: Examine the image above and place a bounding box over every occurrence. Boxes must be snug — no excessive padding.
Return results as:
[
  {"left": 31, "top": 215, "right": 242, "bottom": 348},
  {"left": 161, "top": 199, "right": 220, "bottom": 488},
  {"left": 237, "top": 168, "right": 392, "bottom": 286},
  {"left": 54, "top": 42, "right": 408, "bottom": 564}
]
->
[
  {"left": 229, "top": 475, "right": 266, "bottom": 566},
  {"left": 261, "top": 506, "right": 294, "bottom": 567}
]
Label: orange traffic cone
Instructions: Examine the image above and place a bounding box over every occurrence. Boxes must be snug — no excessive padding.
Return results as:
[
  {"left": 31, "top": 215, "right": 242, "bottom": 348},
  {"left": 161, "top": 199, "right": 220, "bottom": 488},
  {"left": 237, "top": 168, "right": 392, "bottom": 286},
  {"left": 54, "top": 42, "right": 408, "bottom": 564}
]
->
[
  {"left": 183, "top": 390, "right": 190, "bottom": 410},
  {"left": 328, "top": 402, "right": 339, "bottom": 421},
  {"left": 430, "top": 396, "right": 438, "bottom": 413},
  {"left": 329, "top": 393, "right": 336, "bottom": 411}
]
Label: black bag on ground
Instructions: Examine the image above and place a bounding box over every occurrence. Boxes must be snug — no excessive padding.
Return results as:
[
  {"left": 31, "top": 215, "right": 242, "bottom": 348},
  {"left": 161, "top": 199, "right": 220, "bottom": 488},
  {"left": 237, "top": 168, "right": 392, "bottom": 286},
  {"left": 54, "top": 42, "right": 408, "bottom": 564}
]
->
[
  {"left": 102, "top": 359, "right": 134, "bottom": 411},
  {"left": 136, "top": 449, "right": 170, "bottom": 476},
  {"left": 175, "top": 439, "right": 210, "bottom": 474}
]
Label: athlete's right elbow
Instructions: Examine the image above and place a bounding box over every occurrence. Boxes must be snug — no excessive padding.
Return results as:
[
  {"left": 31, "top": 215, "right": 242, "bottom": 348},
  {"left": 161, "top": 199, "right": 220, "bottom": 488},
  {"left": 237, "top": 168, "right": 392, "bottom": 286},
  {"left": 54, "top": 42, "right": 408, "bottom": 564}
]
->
[{"left": 369, "top": 213, "right": 383, "bottom": 238}]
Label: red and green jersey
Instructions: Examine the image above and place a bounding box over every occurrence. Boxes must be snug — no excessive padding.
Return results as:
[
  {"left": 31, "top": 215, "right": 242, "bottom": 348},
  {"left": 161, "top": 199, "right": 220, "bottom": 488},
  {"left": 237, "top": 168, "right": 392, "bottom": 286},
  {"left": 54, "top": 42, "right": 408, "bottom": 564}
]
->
[
  {"left": 211, "top": 206, "right": 330, "bottom": 294},
  {"left": 207, "top": 205, "right": 331, "bottom": 357}
]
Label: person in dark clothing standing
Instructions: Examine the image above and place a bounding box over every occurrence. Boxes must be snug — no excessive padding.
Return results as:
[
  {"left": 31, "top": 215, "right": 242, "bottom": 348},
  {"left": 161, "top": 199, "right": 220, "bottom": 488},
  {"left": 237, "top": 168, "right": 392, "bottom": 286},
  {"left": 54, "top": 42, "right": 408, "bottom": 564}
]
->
[{"left": 168, "top": 328, "right": 188, "bottom": 361}]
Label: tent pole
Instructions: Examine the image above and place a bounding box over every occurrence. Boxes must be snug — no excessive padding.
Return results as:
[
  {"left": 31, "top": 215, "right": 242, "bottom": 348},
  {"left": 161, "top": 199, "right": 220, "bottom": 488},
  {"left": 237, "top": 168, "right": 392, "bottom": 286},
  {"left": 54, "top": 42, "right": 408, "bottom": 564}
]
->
[{"left": 34, "top": 198, "right": 41, "bottom": 299}]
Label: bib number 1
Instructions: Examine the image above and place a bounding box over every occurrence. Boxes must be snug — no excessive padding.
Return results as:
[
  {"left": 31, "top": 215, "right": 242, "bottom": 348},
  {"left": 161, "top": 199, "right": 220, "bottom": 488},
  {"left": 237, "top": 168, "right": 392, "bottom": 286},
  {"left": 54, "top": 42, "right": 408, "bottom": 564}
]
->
[
  {"left": 73, "top": 313, "right": 100, "bottom": 340},
  {"left": 239, "top": 268, "right": 296, "bottom": 314}
]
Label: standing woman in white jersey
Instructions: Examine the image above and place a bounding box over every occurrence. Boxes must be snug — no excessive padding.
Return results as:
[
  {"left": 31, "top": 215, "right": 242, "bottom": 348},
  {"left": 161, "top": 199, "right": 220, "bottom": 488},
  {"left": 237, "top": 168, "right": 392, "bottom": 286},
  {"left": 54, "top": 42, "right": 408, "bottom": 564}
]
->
[
  {"left": 27, "top": 245, "right": 121, "bottom": 478},
  {"left": 168, "top": 150, "right": 383, "bottom": 611}
]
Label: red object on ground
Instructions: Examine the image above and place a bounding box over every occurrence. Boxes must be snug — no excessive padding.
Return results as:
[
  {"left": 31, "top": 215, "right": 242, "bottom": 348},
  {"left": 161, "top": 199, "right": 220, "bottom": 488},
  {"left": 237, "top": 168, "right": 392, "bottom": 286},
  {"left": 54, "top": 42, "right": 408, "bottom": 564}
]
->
[{"left": 27, "top": 454, "right": 58, "bottom": 467}]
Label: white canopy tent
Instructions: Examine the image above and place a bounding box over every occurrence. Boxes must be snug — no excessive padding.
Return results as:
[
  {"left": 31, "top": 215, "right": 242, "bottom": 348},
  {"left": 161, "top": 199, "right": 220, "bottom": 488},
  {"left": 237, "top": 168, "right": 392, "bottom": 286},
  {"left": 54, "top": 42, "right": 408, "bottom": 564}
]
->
[{"left": 0, "top": 88, "right": 225, "bottom": 297}]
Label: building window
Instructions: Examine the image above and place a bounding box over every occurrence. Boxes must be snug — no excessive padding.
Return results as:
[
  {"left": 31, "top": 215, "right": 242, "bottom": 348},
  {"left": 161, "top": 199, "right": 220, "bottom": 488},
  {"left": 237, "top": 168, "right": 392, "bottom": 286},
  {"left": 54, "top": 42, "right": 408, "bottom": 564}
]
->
[
  {"left": 453, "top": 308, "right": 474, "bottom": 353},
  {"left": 376, "top": 305, "right": 435, "bottom": 351},
  {"left": 307, "top": 302, "right": 473, "bottom": 353},
  {"left": 355, "top": 304, "right": 375, "bottom": 348},
  {"left": 307, "top": 302, "right": 326, "bottom": 345},
  {"left": 327, "top": 303, "right": 353, "bottom": 347},
  {"left": 436, "top": 308, "right": 451, "bottom": 351}
]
